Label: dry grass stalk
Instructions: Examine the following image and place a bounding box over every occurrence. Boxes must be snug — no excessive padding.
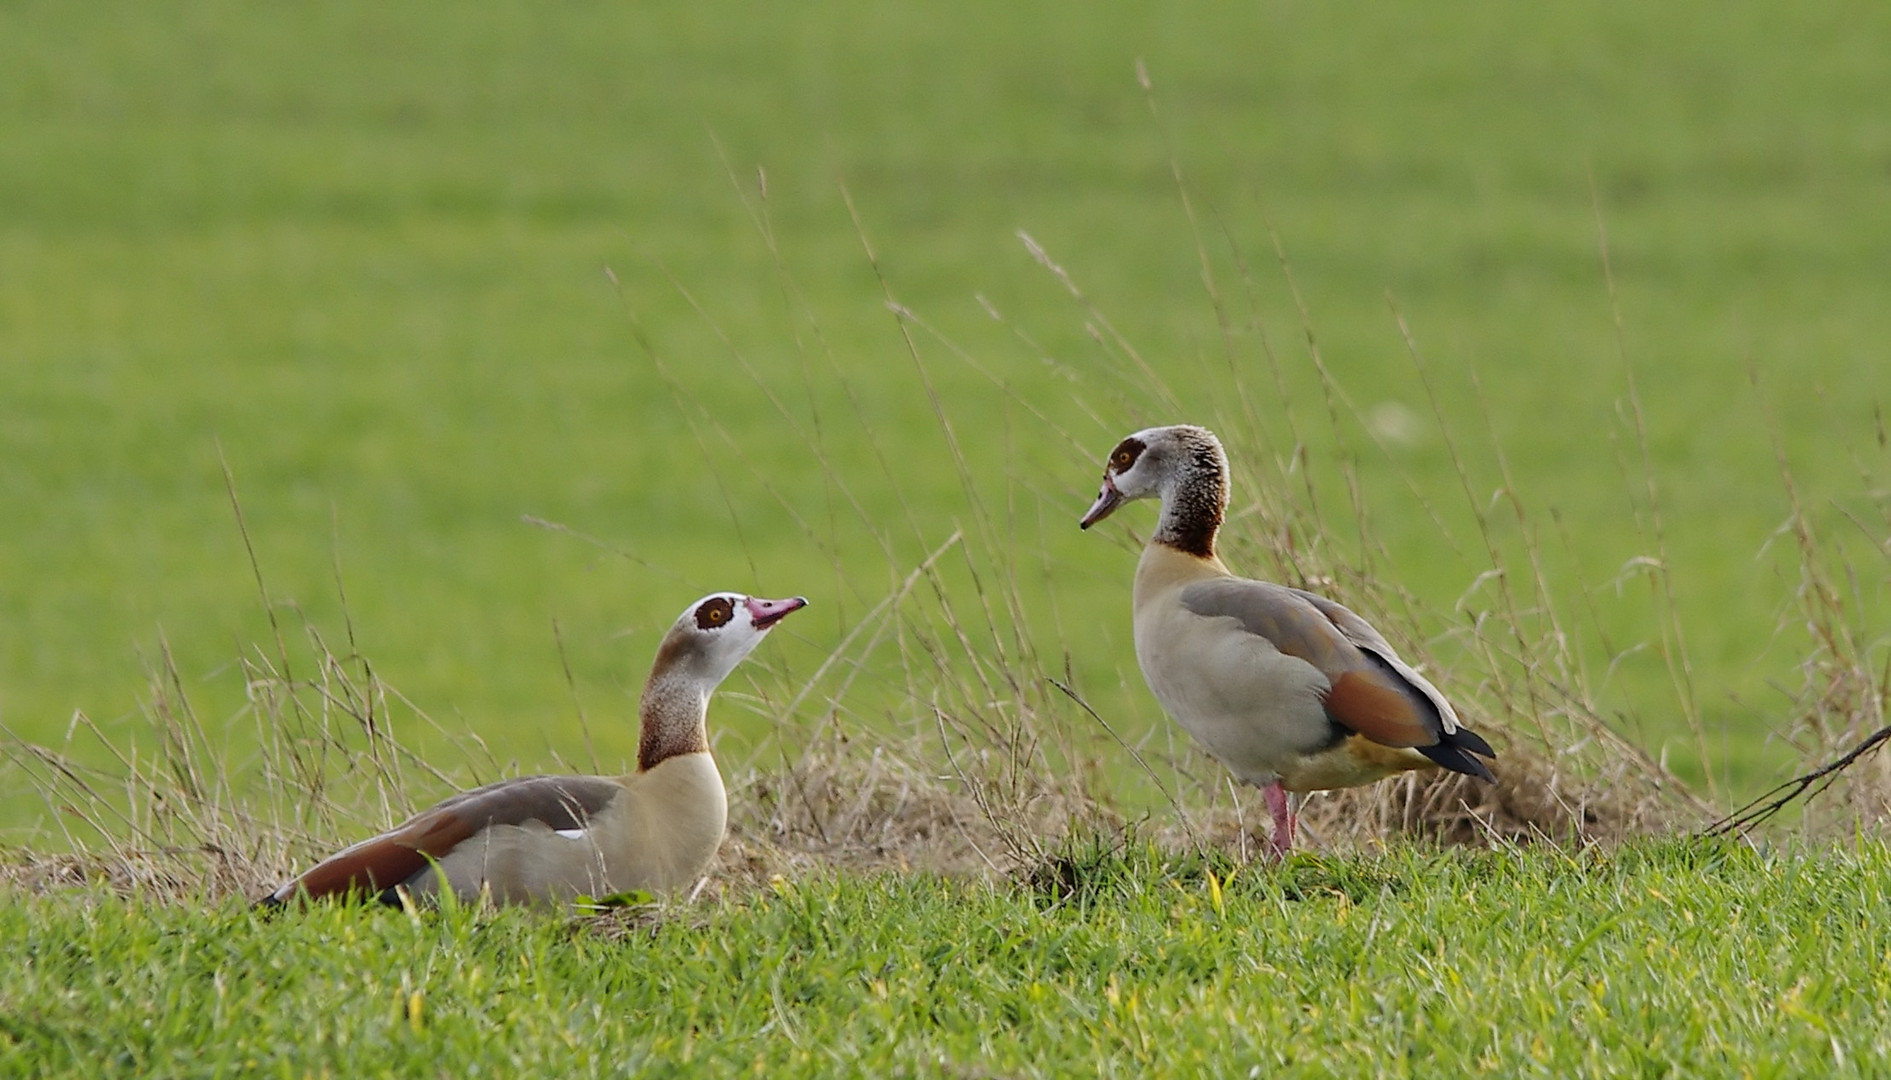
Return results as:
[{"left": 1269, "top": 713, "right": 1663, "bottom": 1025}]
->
[
  {"left": 10, "top": 169, "right": 1886, "bottom": 905},
  {"left": 0, "top": 608, "right": 493, "bottom": 903},
  {"left": 1712, "top": 377, "right": 1891, "bottom": 835}
]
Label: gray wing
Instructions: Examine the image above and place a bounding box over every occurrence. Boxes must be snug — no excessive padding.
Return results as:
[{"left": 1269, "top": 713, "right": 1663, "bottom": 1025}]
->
[
  {"left": 1179, "top": 579, "right": 1494, "bottom": 778},
  {"left": 1284, "top": 587, "right": 1467, "bottom": 733}
]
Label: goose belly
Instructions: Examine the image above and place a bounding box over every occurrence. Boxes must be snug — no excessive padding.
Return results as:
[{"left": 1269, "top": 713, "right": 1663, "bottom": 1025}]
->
[
  {"left": 1132, "top": 603, "right": 1334, "bottom": 786},
  {"left": 1276, "top": 736, "right": 1434, "bottom": 792},
  {"left": 417, "top": 817, "right": 621, "bottom": 906}
]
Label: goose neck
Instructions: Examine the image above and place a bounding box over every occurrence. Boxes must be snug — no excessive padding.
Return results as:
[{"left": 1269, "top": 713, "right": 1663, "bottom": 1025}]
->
[
  {"left": 638, "top": 673, "right": 710, "bottom": 772},
  {"left": 1153, "top": 460, "right": 1227, "bottom": 559}
]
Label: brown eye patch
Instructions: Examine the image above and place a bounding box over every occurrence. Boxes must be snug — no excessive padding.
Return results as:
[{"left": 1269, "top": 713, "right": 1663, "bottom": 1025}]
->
[
  {"left": 695, "top": 597, "right": 736, "bottom": 630},
  {"left": 1109, "top": 436, "right": 1146, "bottom": 472}
]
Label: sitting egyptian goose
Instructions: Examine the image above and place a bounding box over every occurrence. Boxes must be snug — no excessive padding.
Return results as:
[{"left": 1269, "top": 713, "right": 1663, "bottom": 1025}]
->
[
  {"left": 1079, "top": 425, "right": 1495, "bottom": 857},
  {"left": 259, "top": 592, "right": 807, "bottom": 907}
]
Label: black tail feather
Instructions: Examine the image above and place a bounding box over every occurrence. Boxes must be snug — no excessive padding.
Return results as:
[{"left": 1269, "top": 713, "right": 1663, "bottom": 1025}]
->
[
  {"left": 1419, "top": 729, "right": 1498, "bottom": 783},
  {"left": 1447, "top": 726, "right": 1496, "bottom": 761}
]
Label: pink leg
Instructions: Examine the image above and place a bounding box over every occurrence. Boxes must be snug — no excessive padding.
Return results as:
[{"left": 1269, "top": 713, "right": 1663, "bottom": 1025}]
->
[{"left": 1262, "top": 781, "right": 1296, "bottom": 861}]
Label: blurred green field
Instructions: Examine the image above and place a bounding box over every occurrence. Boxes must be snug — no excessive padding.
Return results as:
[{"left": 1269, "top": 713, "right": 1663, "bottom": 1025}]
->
[{"left": 3, "top": 0, "right": 1888, "bottom": 834}]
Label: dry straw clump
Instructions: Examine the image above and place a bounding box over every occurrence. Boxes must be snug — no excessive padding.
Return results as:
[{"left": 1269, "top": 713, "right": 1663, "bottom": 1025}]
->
[
  {"left": 0, "top": 619, "right": 487, "bottom": 903},
  {"left": 1702, "top": 398, "right": 1891, "bottom": 838}
]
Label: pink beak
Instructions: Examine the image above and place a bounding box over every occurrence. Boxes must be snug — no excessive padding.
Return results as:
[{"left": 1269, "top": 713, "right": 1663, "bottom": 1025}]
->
[
  {"left": 745, "top": 595, "right": 809, "bottom": 630},
  {"left": 1079, "top": 477, "right": 1125, "bottom": 529}
]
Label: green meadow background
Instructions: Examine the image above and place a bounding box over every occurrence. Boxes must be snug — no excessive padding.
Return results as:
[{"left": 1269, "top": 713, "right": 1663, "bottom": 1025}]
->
[{"left": 3, "top": 0, "right": 1888, "bottom": 835}]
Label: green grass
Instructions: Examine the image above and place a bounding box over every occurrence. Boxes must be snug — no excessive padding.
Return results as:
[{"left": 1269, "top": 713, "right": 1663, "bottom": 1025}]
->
[
  {"left": 3, "top": 2, "right": 1890, "bottom": 811},
  {"left": 6, "top": 839, "right": 1890, "bottom": 1076}
]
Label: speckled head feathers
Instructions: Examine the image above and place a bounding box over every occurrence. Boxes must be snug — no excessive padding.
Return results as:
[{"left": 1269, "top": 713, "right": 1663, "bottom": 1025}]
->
[{"left": 1080, "top": 425, "right": 1229, "bottom": 556}]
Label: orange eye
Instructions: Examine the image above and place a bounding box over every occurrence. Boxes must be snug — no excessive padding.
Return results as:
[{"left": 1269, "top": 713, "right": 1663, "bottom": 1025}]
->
[
  {"left": 1108, "top": 437, "right": 1145, "bottom": 471},
  {"left": 695, "top": 597, "right": 736, "bottom": 629}
]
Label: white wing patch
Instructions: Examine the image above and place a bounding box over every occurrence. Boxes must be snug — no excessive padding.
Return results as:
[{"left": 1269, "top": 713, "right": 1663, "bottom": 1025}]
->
[{"left": 554, "top": 828, "right": 588, "bottom": 840}]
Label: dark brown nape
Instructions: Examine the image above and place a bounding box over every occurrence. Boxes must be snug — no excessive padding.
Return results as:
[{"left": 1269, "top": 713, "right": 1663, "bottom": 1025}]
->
[
  {"left": 1153, "top": 434, "right": 1228, "bottom": 559},
  {"left": 1158, "top": 484, "right": 1223, "bottom": 558},
  {"left": 637, "top": 677, "right": 710, "bottom": 772}
]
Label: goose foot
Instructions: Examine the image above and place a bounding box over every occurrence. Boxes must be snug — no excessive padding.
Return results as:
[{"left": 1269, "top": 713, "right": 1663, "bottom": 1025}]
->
[{"left": 1262, "top": 781, "right": 1296, "bottom": 861}]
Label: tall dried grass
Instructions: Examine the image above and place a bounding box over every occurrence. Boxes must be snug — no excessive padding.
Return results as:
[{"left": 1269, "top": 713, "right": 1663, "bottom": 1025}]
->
[{"left": 6, "top": 156, "right": 1887, "bottom": 904}]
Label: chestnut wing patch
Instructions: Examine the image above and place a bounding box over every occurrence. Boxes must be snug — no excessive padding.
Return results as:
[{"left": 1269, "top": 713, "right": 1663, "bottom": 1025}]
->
[
  {"left": 282, "top": 806, "right": 476, "bottom": 902},
  {"left": 1323, "top": 665, "right": 1437, "bottom": 749},
  {"left": 272, "top": 775, "right": 624, "bottom": 903}
]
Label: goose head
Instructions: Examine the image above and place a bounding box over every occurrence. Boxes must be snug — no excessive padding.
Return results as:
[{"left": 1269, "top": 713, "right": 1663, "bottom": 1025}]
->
[
  {"left": 649, "top": 593, "right": 808, "bottom": 687},
  {"left": 1079, "top": 424, "right": 1229, "bottom": 531},
  {"left": 636, "top": 592, "right": 806, "bottom": 773}
]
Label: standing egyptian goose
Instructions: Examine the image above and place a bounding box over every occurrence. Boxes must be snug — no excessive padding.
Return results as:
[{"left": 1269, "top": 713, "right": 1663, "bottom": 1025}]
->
[
  {"left": 259, "top": 592, "right": 807, "bottom": 907},
  {"left": 1079, "top": 425, "right": 1495, "bottom": 857}
]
